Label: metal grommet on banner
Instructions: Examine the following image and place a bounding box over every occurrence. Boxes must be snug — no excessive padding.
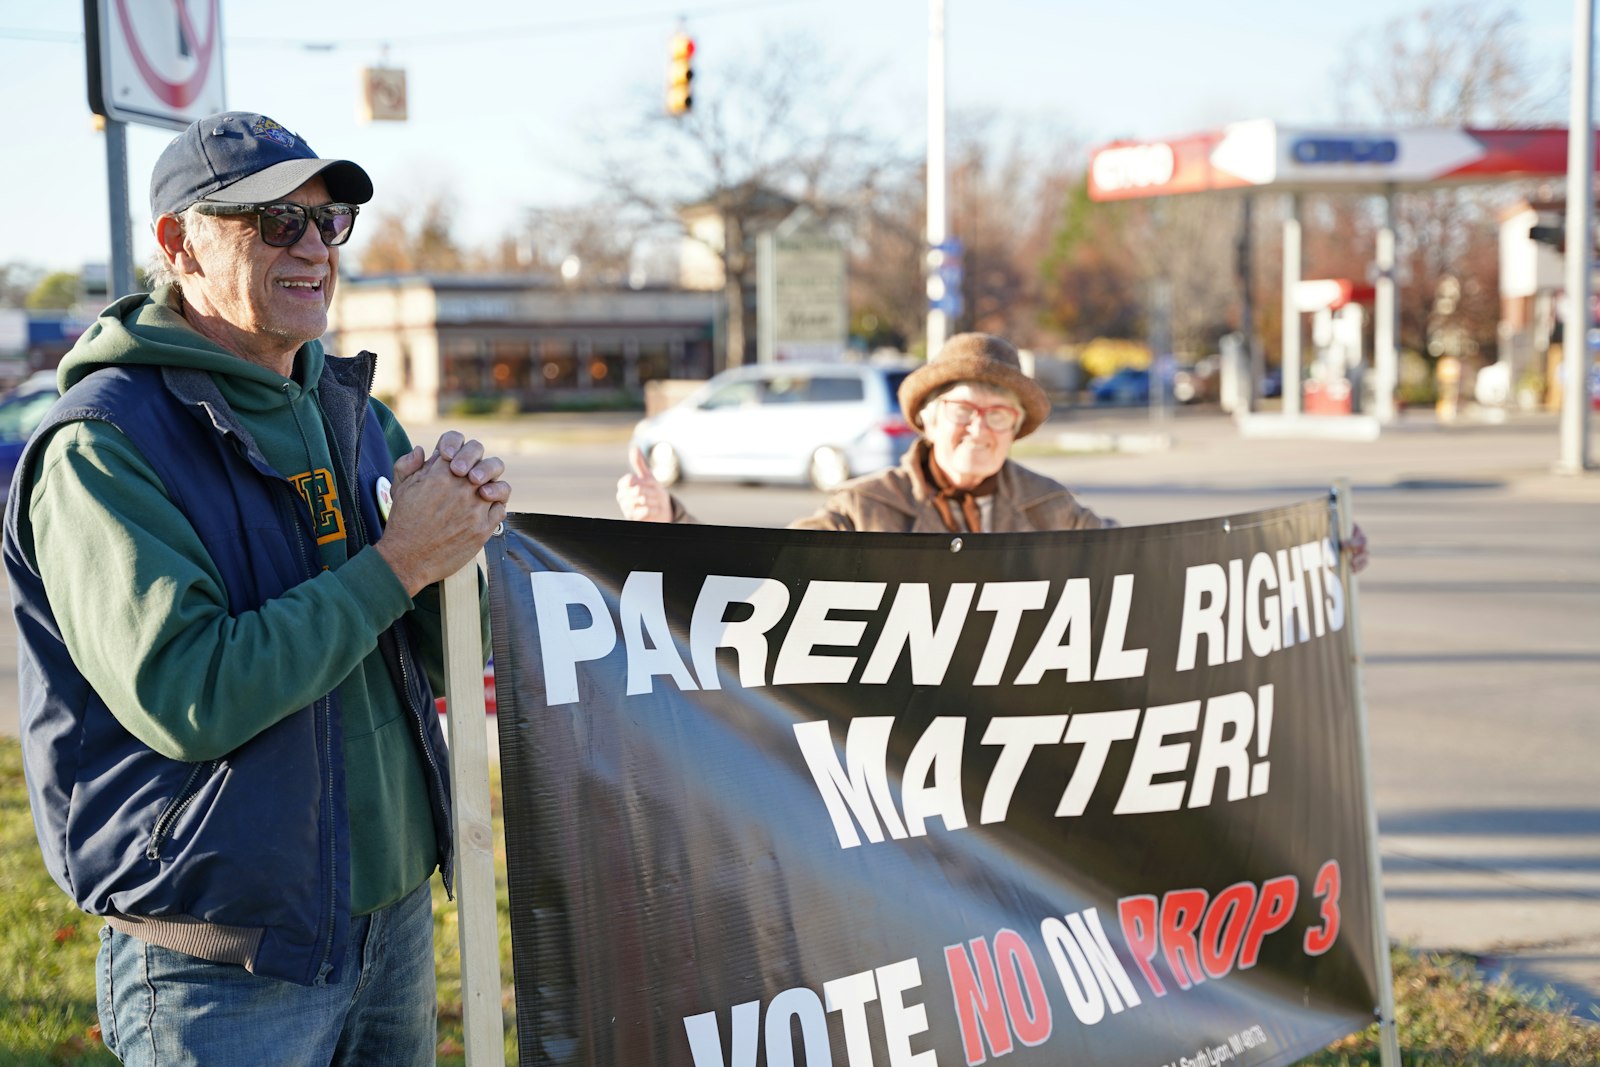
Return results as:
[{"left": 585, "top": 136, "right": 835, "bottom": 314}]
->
[
  {"left": 494, "top": 522, "right": 505, "bottom": 537},
  {"left": 949, "top": 537, "right": 963, "bottom": 553}
]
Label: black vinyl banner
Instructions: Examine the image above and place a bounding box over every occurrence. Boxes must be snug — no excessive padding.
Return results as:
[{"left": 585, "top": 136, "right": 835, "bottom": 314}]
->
[{"left": 488, "top": 499, "right": 1380, "bottom": 1067}]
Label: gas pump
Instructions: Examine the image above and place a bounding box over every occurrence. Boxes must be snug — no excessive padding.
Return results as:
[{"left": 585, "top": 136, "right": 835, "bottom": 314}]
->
[{"left": 1297, "top": 279, "right": 1373, "bottom": 415}]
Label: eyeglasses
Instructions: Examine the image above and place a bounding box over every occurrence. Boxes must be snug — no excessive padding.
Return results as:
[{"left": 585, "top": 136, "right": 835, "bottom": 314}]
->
[
  {"left": 938, "top": 398, "right": 1023, "bottom": 433},
  {"left": 190, "top": 201, "right": 360, "bottom": 248}
]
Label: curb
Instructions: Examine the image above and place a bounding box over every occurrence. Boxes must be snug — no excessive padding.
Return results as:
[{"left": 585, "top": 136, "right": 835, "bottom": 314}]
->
[{"left": 1049, "top": 431, "right": 1174, "bottom": 454}]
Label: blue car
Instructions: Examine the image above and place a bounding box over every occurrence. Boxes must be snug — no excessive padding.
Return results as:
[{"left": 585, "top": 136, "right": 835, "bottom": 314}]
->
[
  {"left": 0, "top": 371, "right": 60, "bottom": 501},
  {"left": 1089, "top": 367, "right": 1151, "bottom": 405}
]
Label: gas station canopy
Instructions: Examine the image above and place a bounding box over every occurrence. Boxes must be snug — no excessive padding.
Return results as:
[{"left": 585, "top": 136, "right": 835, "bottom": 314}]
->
[
  {"left": 1087, "top": 120, "right": 1592, "bottom": 200},
  {"left": 1082, "top": 121, "right": 1599, "bottom": 430}
]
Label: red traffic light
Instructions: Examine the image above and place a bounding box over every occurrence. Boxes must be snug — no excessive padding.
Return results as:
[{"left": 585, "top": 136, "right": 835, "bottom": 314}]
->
[{"left": 667, "top": 32, "right": 695, "bottom": 115}]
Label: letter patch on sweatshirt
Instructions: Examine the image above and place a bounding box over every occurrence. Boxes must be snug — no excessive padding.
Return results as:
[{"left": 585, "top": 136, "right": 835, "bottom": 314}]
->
[{"left": 289, "top": 469, "right": 347, "bottom": 545}]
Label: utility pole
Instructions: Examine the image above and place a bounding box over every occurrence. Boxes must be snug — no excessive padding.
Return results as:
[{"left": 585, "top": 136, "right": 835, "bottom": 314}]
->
[
  {"left": 1558, "top": 0, "right": 1595, "bottom": 473},
  {"left": 925, "top": 0, "right": 949, "bottom": 356},
  {"left": 1372, "top": 186, "right": 1399, "bottom": 424},
  {"left": 1281, "top": 193, "right": 1303, "bottom": 416}
]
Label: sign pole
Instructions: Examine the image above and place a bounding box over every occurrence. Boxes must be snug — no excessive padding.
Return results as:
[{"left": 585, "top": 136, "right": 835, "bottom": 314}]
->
[
  {"left": 103, "top": 118, "right": 136, "bottom": 298},
  {"left": 1333, "top": 480, "right": 1401, "bottom": 1066},
  {"left": 442, "top": 564, "right": 506, "bottom": 1067}
]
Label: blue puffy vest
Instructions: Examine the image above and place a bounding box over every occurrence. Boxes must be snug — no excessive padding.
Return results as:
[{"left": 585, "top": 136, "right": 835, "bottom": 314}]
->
[{"left": 2, "top": 359, "right": 453, "bottom": 986}]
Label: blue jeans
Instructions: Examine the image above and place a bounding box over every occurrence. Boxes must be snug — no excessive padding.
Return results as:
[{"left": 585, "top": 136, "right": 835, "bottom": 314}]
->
[{"left": 96, "top": 881, "right": 436, "bottom": 1067}]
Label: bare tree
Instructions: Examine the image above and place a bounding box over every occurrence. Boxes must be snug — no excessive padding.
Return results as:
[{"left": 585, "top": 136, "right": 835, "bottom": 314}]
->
[
  {"left": 947, "top": 115, "right": 1083, "bottom": 345},
  {"left": 848, "top": 167, "right": 926, "bottom": 351},
  {"left": 1118, "top": 196, "right": 1241, "bottom": 358},
  {"left": 1339, "top": 3, "right": 1558, "bottom": 127},
  {"left": 355, "top": 191, "right": 466, "bottom": 276},
  {"left": 850, "top": 112, "right": 1088, "bottom": 353},
  {"left": 592, "top": 34, "right": 895, "bottom": 369},
  {"left": 0, "top": 262, "right": 43, "bottom": 307},
  {"left": 477, "top": 204, "right": 647, "bottom": 286},
  {"left": 1040, "top": 172, "right": 1238, "bottom": 357},
  {"left": 1332, "top": 3, "right": 1562, "bottom": 362}
]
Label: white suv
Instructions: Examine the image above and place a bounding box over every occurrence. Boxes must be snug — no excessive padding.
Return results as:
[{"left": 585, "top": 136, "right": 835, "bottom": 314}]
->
[{"left": 630, "top": 360, "right": 919, "bottom": 491}]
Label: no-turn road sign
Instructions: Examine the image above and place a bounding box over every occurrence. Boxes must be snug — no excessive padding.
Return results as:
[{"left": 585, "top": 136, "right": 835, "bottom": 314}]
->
[{"left": 85, "top": 0, "right": 227, "bottom": 131}]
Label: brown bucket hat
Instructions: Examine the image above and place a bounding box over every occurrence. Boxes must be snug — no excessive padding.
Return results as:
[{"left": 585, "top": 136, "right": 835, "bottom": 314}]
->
[{"left": 898, "top": 333, "right": 1051, "bottom": 438}]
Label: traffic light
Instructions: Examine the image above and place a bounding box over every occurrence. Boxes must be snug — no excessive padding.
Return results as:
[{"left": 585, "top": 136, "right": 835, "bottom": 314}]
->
[{"left": 667, "top": 32, "right": 695, "bottom": 116}]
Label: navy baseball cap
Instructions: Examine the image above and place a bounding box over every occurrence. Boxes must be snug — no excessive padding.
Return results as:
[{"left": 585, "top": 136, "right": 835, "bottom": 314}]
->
[{"left": 150, "top": 111, "right": 374, "bottom": 219}]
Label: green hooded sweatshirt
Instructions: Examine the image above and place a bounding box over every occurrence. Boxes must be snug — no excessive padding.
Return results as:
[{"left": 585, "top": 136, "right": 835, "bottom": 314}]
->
[{"left": 20, "top": 285, "right": 457, "bottom": 916}]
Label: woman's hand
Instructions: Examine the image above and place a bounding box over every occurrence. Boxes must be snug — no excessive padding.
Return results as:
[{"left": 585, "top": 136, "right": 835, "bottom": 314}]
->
[{"left": 616, "top": 445, "right": 673, "bottom": 523}]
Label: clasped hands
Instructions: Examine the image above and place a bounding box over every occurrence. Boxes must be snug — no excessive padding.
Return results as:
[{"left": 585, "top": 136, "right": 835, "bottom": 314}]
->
[{"left": 375, "top": 431, "right": 511, "bottom": 596}]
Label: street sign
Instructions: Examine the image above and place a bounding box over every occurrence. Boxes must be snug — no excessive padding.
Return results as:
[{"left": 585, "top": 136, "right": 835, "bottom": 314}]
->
[
  {"left": 360, "top": 67, "right": 408, "bottom": 122},
  {"left": 757, "top": 211, "right": 849, "bottom": 362},
  {"left": 84, "top": 0, "right": 226, "bottom": 131}
]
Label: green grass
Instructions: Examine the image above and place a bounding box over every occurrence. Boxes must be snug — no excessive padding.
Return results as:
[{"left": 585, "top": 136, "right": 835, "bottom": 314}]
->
[
  {"left": 0, "top": 738, "right": 517, "bottom": 1067},
  {"left": 0, "top": 741, "right": 117, "bottom": 1066},
  {"left": 431, "top": 768, "right": 519, "bottom": 1067},
  {"left": 1305, "top": 949, "right": 1600, "bottom": 1065},
  {"left": 2, "top": 736, "right": 1596, "bottom": 1065}
]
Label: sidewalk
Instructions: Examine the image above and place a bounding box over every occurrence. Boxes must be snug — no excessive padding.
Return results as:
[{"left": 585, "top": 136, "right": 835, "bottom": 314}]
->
[{"left": 1028, "top": 407, "right": 1600, "bottom": 502}]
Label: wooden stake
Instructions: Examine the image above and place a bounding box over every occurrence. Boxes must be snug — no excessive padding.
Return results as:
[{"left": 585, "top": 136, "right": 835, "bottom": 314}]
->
[{"left": 442, "top": 563, "right": 506, "bottom": 1067}]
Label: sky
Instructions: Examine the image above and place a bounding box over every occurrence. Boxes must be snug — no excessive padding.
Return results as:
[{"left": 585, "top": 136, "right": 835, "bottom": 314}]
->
[{"left": 0, "top": 0, "right": 1579, "bottom": 277}]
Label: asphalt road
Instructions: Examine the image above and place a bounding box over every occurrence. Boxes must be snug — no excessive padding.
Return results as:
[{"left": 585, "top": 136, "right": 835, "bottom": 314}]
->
[{"left": 3, "top": 404, "right": 1597, "bottom": 1020}]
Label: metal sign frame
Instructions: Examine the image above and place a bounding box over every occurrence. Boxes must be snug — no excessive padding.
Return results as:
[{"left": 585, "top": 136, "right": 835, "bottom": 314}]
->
[{"left": 84, "top": 0, "right": 226, "bottom": 131}]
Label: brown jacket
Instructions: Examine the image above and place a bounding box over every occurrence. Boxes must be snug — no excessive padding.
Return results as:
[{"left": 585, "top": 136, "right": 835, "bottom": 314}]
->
[{"left": 671, "top": 439, "right": 1112, "bottom": 533}]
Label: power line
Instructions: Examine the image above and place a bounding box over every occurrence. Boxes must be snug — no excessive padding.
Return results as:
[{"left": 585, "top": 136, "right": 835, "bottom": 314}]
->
[
  {"left": 241, "top": 1, "right": 810, "bottom": 49},
  {"left": 0, "top": 1, "right": 809, "bottom": 50},
  {"left": 0, "top": 28, "right": 77, "bottom": 43}
]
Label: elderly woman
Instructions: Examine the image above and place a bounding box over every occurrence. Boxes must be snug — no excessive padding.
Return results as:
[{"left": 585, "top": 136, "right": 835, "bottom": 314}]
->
[
  {"left": 618, "top": 332, "right": 1110, "bottom": 532},
  {"left": 616, "top": 332, "right": 1369, "bottom": 567}
]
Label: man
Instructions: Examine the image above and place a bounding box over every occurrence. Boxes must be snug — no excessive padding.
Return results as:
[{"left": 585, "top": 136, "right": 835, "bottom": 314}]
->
[
  {"left": 2, "top": 111, "right": 508, "bottom": 1066},
  {"left": 618, "top": 332, "right": 1368, "bottom": 564}
]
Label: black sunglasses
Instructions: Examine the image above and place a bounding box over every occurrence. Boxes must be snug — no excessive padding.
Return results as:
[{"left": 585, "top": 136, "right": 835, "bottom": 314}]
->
[{"left": 190, "top": 201, "right": 360, "bottom": 248}]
